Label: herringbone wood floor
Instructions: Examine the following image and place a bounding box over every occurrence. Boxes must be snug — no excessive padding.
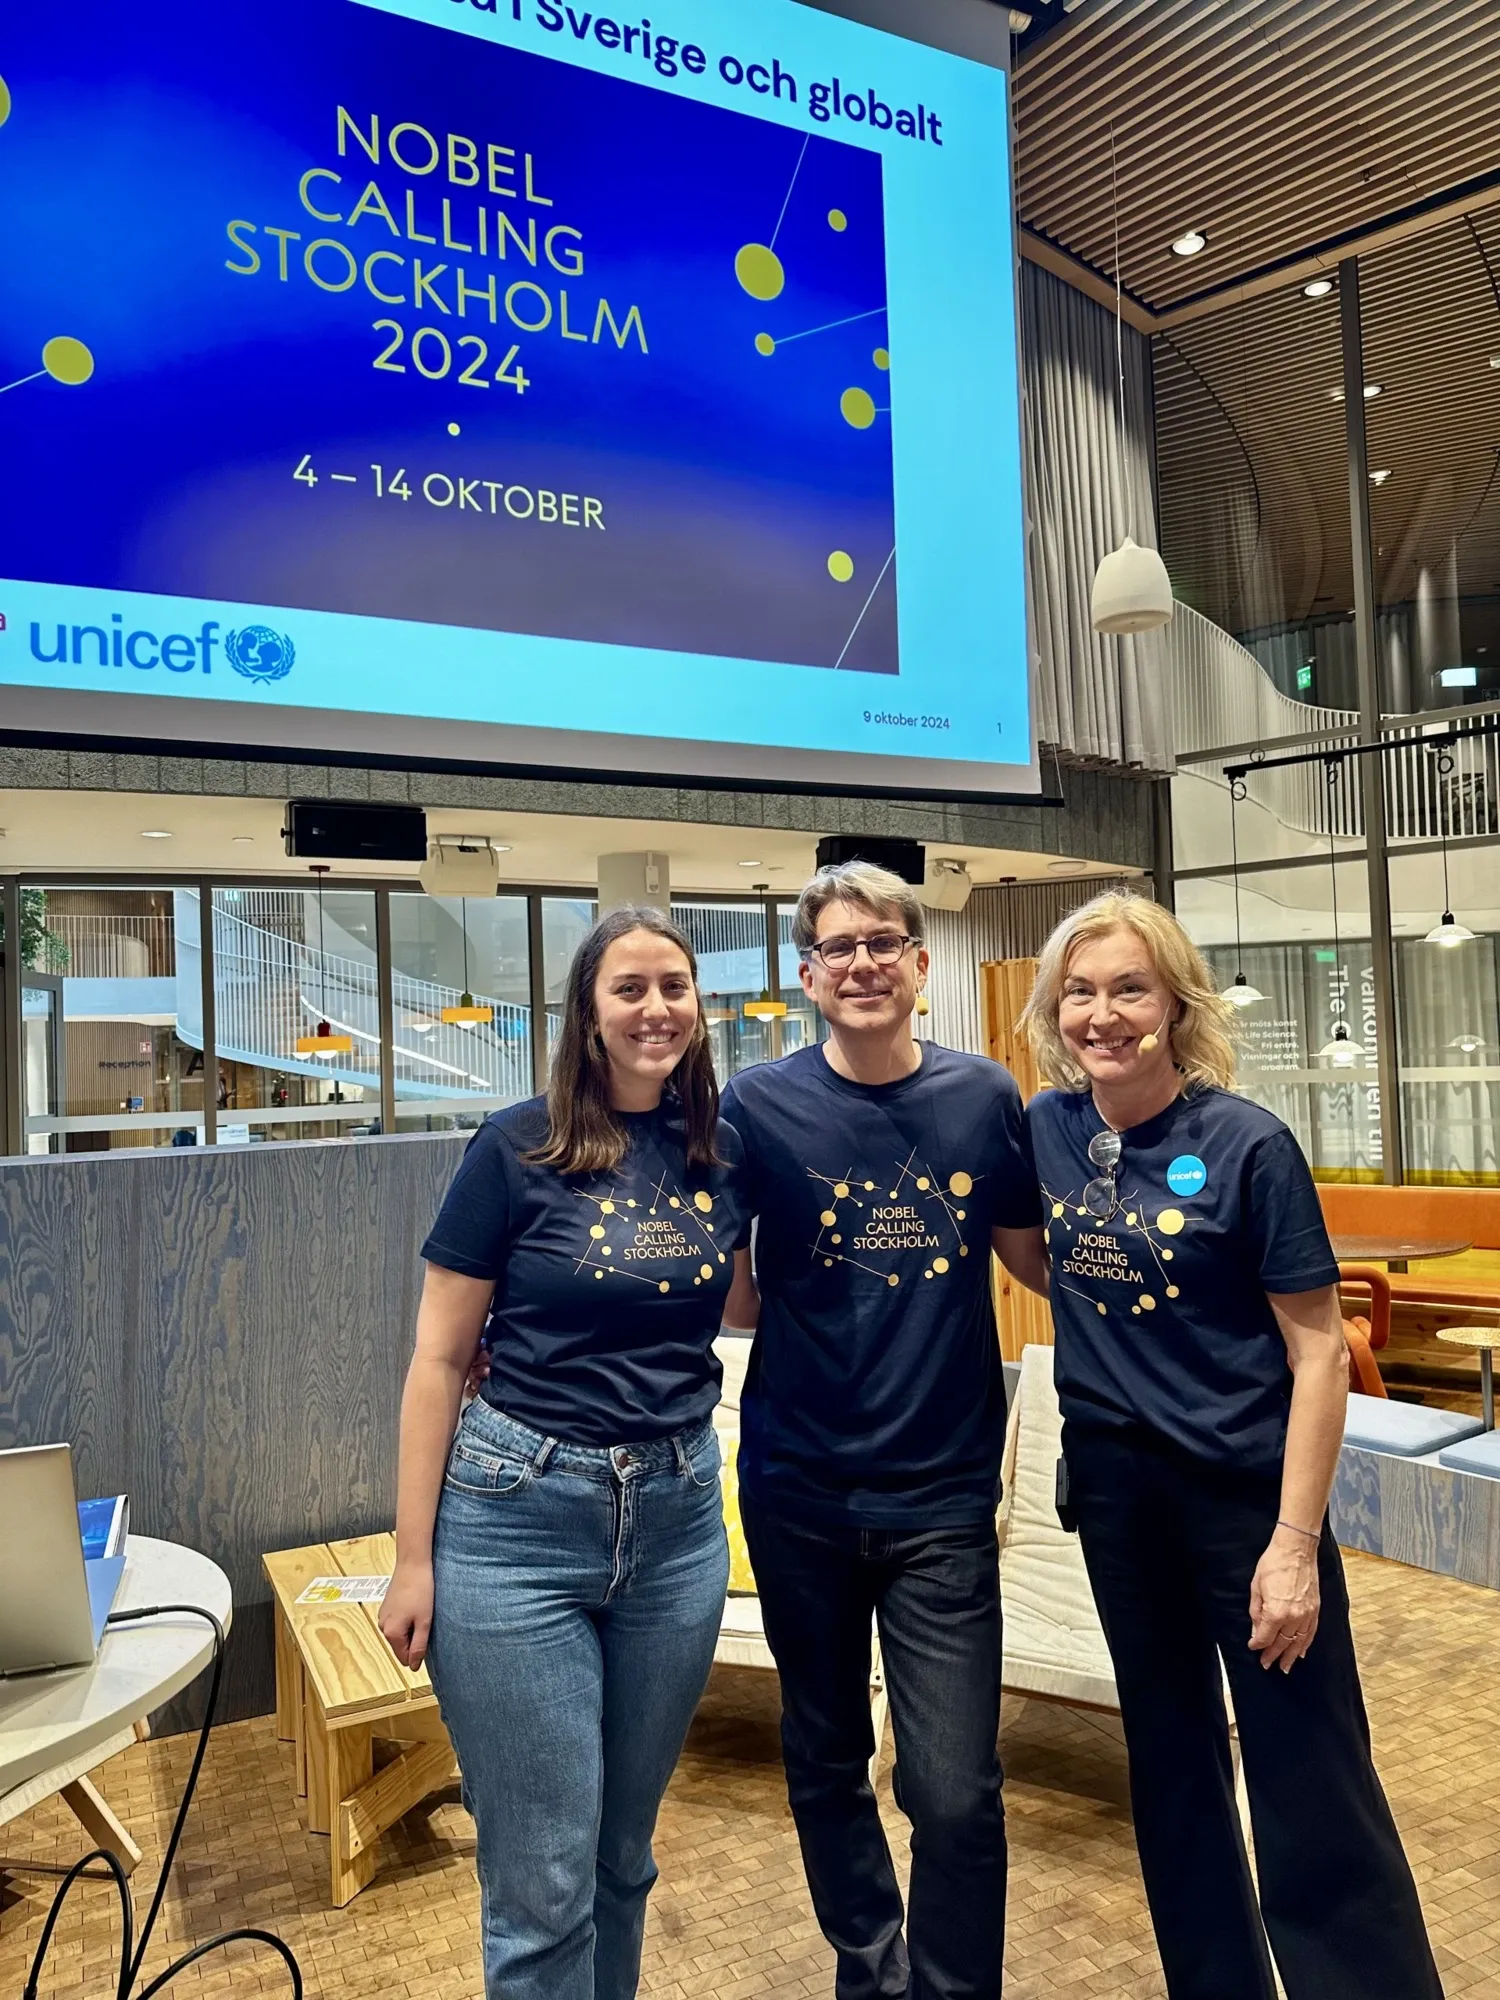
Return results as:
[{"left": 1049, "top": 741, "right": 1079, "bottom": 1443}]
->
[{"left": 3, "top": 1550, "right": 1498, "bottom": 1999}]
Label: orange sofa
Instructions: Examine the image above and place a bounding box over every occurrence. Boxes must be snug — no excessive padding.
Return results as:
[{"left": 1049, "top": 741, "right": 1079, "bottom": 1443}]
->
[{"left": 1318, "top": 1184, "right": 1500, "bottom": 1309}]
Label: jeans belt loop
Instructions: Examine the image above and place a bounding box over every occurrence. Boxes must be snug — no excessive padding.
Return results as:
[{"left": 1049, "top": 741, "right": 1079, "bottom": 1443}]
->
[
  {"left": 533, "top": 1436, "right": 557, "bottom": 1475},
  {"left": 671, "top": 1433, "right": 690, "bottom": 1476}
]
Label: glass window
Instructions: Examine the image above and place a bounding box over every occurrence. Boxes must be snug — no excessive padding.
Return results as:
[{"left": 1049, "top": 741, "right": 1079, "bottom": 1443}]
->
[
  {"left": 212, "top": 885, "right": 382, "bottom": 1144},
  {"left": 777, "top": 902, "right": 826, "bottom": 1058},
  {"left": 673, "top": 900, "right": 780, "bottom": 1078},
  {"left": 1363, "top": 218, "right": 1500, "bottom": 715},
  {"left": 542, "top": 897, "right": 597, "bottom": 1073},
  {"left": 388, "top": 892, "right": 532, "bottom": 1132},
  {"left": 19, "top": 886, "right": 202, "bottom": 1152},
  {"left": 1182, "top": 858, "right": 1383, "bottom": 1178}
]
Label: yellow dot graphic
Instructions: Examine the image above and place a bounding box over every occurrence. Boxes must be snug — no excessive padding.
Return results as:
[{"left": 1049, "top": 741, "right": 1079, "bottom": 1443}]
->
[
  {"left": 590, "top": 1224, "right": 605, "bottom": 1240},
  {"left": 0, "top": 76, "right": 11, "bottom": 128},
  {"left": 1162, "top": 1247, "right": 1174, "bottom": 1262},
  {"left": 595, "top": 1269, "right": 605, "bottom": 1280},
  {"left": 1133, "top": 1305, "right": 1142, "bottom": 1316},
  {"left": 831, "top": 1234, "right": 842, "bottom": 1245},
  {"left": 695, "top": 1190, "right": 713, "bottom": 1212},
  {"left": 821, "top": 1209, "right": 837, "bottom": 1227},
  {"left": 601, "top": 1201, "right": 616, "bottom": 1215},
  {"left": 735, "top": 242, "right": 785, "bottom": 300},
  {"left": 42, "top": 336, "right": 94, "bottom": 386},
  {"left": 1157, "top": 1208, "right": 1186, "bottom": 1237},
  {"left": 1125, "top": 1211, "right": 1138, "bottom": 1226},
  {"left": 957, "top": 1209, "right": 967, "bottom": 1221},
  {"left": 959, "top": 1244, "right": 970, "bottom": 1256},
  {"left": 916, "top": 1176, "right": 931, "bottom": 1191},
  {"left": 694, "top": 1277, "right": 702, "bottom": 1287},
  {"left": 950, "top": 1173, "right": 974, "bottom": 1197},
  {"left": 601, "top": 1245, "right": 612, "bottom": 1257},
  {"left": 825, "top": 1257, "right": 835, "bottom": 1267},
  {"left": 873, "top": 346, "right": 890, "bottom": 371},
  {"left": 841, "top": 386, "right": 877, "bottom": 430},
  {"left": 1052, "top": 1202, "right": 1064, "bottom": 1219},
  {"left": 627, "top": 1199, "right": 638, "bottom": 1208},
  {"left": 659, "top": 1281, "right": 671, "bottom": 1293},
  {"left": 447, "top": 421, "right": 461, "bottom": 436},
  {"left": 924, "top": 1269, "right": 934, "bottom": 1280},
  {"left": 933, "top": 1257, "right": 950, "bottom": 1275},
  {"left": 835, "top": 1182, "right": 850, "bottom": 1198},
  {"left": 828, "top": 208, "right": 848, "bottom": 231},
  {"left": 1077, "top": 1206, "right": 1089, "bottom": 1217},
  {"left": 669, "top": 1196, "right": 681, "bottom": 1208},
  {"left": 1097, "top": 1301, "right": 1108, "bottom": 1315},
  {"left": 1139, "top": 1294, "right": 1156, "bottom": 1311},
  {"left": 828, "top": 550, "right": 855, "bottom": 583},
  {"left": 864, "top": 1181, "right": 876, "bottom": 1191},
  {"left": 1167, "top": 1285, "right": 1181, "bottom": 1299},
  {"left": 754, "top": 332, "right": 775, "bottom": 357},
  {"left": 700, "top": 1263, "right": 714, "bottom": 1280},
  {"left": 887, "top": 1274, "right": 900, "bottom": 1288}
]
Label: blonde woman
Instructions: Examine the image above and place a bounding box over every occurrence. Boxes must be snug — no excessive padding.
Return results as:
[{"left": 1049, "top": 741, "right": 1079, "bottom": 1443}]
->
[{"left": 1020, "top": 892, "right": 1441, "bottom": 2000}]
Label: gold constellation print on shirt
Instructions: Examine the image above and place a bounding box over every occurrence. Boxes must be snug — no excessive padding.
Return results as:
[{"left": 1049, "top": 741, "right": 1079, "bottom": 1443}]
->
[
  {"left": 807, "top": 1147, "right": 981, "bottom": 1286},
  {"left": 572, "top": 1178, "right": 728, "bottom": 1294},
  {"left": 1041, "top": 1179, "right": 1198, "bottom": 1319}
]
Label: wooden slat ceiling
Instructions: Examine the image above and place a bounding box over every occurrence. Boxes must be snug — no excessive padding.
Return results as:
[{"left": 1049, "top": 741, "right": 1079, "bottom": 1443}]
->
[
  {"left": 1013, "top": 0, "right": 1500, "bottom": 318},
  {"left": 1014, "top": 0, "right": 1500, "bottom": 653},
  {"left": 1153, "top": 210, "right": 1500, "bottom": 631}
]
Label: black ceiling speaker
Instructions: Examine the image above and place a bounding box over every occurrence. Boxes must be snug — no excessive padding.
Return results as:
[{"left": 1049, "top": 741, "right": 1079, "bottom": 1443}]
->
[
  {"left": 814, "top": 835, "right": 925, "bottom": 886},
  {"left": 283, "top": 801, "right": 428, "bottom": 861}
]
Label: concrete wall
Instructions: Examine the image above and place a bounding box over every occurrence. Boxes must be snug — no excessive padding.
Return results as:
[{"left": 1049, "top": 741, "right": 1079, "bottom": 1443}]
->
[{"left": 0, "top": 1131, "right": 467, "bottom": 1725}]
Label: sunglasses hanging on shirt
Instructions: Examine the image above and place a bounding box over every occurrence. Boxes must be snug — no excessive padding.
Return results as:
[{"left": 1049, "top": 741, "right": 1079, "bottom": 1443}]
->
[{"left": 1083, "top": 1128, "right": 1123, "bottom": 1221}]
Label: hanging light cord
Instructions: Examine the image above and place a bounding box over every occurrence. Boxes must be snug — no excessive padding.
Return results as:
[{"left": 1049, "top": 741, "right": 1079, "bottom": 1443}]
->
[
  {"left": 461, "top": 897, "right": 471, "bottom": 999},
  {"left": 1229, "top": 778, "right": 1248, "bottom": 970},
  {"left": 1326, "top": 759, "right": 1343, "bottom": 961},
  {"left": 1435, "top": 747, "right": 1455, "bottom": 914},
  {"left": 1108, "top": 120, "right": 1128, "bottom": 537}
]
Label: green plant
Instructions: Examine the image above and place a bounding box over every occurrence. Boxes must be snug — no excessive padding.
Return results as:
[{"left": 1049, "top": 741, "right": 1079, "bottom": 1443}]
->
[{"left": 0, "top": 888, "right": 69, "bottom": 972}]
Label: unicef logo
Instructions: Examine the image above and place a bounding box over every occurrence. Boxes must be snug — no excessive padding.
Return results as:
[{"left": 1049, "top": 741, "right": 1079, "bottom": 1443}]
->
[
  {"left": 225, "top": 625, "right": 296, "bottom": 685},
  {"left": 1165, "top": 1154, "right": 1208, "bottom": 1198}
]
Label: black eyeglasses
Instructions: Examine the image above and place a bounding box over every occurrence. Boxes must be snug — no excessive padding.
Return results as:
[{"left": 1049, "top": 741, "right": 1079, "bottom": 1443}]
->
[
  {"left": 1083, "top": 1128, "right": 1122, "bottom": 1221},
  {"left": 802, "top": 933, "right": 918, "bottom": 971}
]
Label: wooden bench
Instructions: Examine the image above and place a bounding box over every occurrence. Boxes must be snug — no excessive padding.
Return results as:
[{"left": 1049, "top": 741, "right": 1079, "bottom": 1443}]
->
[{"left": 262, "top": 1534, "right": 457, "bottom": 1907}]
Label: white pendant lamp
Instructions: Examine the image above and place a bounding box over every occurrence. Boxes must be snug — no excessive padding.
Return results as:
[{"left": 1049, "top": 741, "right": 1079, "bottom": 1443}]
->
[
  {"left": 1091, "top": 125, "right": 1173, "bottom": 637},
  {"left": 1423, "top": 741, "right": 1475, "bottom": 946},
  {"left": 1319, "top": 1021, "right": 1368, "bottom": 1066},
  {"left": 1449, "top": 1033, "right": 1488, "bottom": 1054}
]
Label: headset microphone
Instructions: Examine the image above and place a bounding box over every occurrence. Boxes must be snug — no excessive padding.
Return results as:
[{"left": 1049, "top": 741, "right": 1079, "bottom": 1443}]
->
[{"left": 1138, "top": 1007, "right": 1170, "bottom": 1055}]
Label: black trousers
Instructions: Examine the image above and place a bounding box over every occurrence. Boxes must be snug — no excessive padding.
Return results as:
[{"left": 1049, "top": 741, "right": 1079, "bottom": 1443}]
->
[
  {"left": 1065, "top": 1424, "right": 1444, "bottom": 2000},
  {"left": 742, "top": 1496, "right": 1007, "bottom": 2000}
]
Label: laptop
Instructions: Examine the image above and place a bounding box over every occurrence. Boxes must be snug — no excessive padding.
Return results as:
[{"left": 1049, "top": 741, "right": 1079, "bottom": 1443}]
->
[{"left": 0, "top": 1443, "right": 125, "bottom": 1676}]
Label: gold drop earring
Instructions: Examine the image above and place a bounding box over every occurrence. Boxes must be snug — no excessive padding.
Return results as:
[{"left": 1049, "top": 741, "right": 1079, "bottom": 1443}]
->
[{"left": 915, "top": 988, "right": 931, "bottom": 1018}]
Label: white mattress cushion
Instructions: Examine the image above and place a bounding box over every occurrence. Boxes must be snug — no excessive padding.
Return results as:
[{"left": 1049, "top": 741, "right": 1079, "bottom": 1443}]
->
[{"left": 999, "top": 1344, "right": 1118, "bottom": 1709}]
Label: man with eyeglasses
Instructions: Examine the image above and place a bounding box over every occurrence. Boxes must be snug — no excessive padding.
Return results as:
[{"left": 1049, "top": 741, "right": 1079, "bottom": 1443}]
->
[{"left": 720, "top": 860, "right": 1047, "bottom": 2000}]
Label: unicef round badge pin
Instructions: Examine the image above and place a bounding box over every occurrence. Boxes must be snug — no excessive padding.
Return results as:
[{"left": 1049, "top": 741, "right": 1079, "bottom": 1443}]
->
[{"left": 1166, "top": 1154, "right": 1207, "bottom": 1198}]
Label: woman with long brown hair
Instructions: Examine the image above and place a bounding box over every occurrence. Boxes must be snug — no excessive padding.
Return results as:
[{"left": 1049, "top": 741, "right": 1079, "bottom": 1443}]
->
[{"left": 381, "top": 905, "right": 745, "bottom": 2000}]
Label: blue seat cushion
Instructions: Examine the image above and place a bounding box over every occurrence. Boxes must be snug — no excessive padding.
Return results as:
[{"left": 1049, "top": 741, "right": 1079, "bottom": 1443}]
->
[
  {"left": 1342, "top": 1396, "right": 1485, "bottom": 1457},
  {"left": 1437, "top": 1430, "right": 1500, "bottom": 1479}
]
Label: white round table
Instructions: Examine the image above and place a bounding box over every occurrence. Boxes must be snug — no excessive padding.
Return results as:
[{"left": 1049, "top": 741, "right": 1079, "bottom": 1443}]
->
[{"left": 0, "top": 1536, "right": 232, "bottom": 1864}]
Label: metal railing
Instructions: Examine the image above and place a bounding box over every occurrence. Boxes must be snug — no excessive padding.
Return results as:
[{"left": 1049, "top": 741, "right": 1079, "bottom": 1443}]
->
[
  {"left": 1169, "top": 605, "right": 1500, "bottom": 847},
  {"left": 39, "top": 911, "right": 176, "bottom": 978}
]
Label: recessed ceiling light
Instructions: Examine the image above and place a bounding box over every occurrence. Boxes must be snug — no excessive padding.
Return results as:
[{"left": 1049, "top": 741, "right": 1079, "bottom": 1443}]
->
[
  {"left": 1490, "top": 356, "right": 1500, "bottom": 370},
  {"left": 139, "top": 829, "right": 173, "bottom": 839},
  {"left": 738, "top": 859, "right": 763, "bottom": 867},
  {"left": 231, "top": 835, "right": 255, "bottom": 844},
  {"left": 1370, "top": 469, "right": 1392, "bottom": 485},
  {"left": 1048, "top": 858, "right": 1079, "bottom": 872},
  {"left": 1364, "top": 383, "right": 1382, "bottom": 399},
  {"left": 1303, "top": 277, "right": 1335, "bottom": 299},
  {"left": 1170, "top": 229, "right": 1208, "bottom": 257}
]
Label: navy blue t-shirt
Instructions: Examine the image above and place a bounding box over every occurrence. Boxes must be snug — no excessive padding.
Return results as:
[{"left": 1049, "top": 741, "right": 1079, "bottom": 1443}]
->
[
  {"left": 421, "top": 1096, "right": 748, "bottom": 1446},
  {"left": 721, "top": 1042, "right": 1041, "bottom": 1528},
  {"left": 1028, "top": 1085, "right": 1339, "bottom": 1472}
]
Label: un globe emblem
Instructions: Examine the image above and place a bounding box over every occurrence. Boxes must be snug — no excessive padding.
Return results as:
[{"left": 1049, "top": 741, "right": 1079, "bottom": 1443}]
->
[{"left": 225, "top": 625, "right": 296, "bottom": 685}]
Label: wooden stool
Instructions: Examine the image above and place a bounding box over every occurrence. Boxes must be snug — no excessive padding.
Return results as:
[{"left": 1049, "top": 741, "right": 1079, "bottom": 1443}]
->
[{"left": 262, "top": 1534, "right": 457, "bottom": 1906}]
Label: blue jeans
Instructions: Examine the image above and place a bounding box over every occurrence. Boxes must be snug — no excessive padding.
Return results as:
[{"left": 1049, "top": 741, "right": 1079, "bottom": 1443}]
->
[
  {"left": 742, "top": 1497, "right": 1007, "bottom": 2000},
  {"left": 428, "top": 1399, "right": 729, "bottom": 2000}
]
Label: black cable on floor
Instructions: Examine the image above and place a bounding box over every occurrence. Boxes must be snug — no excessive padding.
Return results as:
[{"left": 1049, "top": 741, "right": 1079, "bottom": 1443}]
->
[{"left": 20, "top": 1606, "right": 303, "bottom": 2000}]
